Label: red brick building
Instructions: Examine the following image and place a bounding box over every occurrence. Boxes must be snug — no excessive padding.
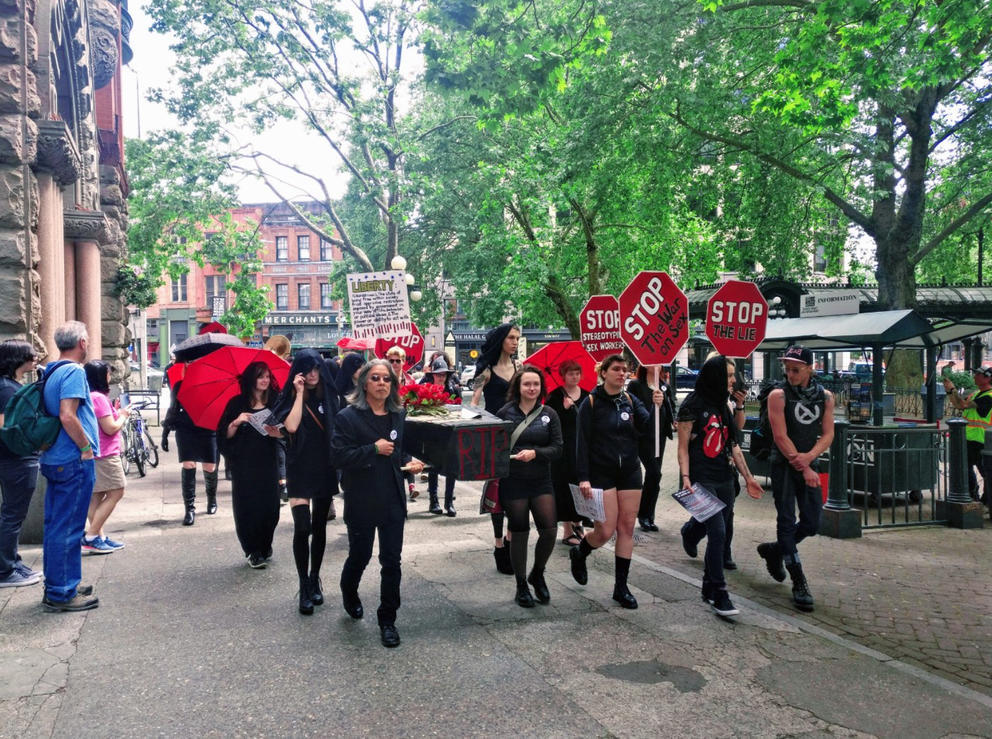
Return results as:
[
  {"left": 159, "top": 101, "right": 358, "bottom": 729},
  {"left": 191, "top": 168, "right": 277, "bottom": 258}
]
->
[{"left": 148, "top": 201, "right": 347, "bottom": 364}]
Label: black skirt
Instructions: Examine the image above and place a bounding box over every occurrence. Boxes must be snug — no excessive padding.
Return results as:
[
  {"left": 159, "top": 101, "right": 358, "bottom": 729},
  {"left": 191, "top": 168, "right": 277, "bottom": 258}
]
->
[
  {"left": 176, "top": 428, "right": 218, "bottom": 464},
  {"left": 499, "top": 474, "right": 553, "bottom": 502}
]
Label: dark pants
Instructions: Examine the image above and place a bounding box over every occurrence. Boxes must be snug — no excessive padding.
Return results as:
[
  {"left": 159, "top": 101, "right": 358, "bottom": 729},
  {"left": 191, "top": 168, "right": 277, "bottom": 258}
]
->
[
  {"left": 636, "top": 439, "right": 664, "bottom": 521},
  {"left": 982, "top": 454, "right": 992, "bottom": 515},
  {"left": 683, "top": 478, "right": 735, "bottom": 591},
  {"left": 427, "top": 471, "right": 455, "bottom": 507},
  {"left": 771, "top": 461, "right": 822, "bottom": 565},
  {"left": 340, "top": 503, "right": 405, "bottom": 626},
  {"left": 0, "top": 459, "right": 39, "bottom": 578},
  {"left": 967, "top": 440, "right": 983, "bottom": 500},
  {"left": 41, "top": 458, "right": 95, "bottom": 602}
]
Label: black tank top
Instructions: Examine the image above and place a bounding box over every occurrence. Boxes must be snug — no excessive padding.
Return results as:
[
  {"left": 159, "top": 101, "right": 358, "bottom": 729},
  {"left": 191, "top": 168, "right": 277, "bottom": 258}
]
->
[
  {"left": 781, "top": 382, "right": 826, "bottom": 454},
  {"left": 482, "top": 364, "right": 516, "bottom": 415}
]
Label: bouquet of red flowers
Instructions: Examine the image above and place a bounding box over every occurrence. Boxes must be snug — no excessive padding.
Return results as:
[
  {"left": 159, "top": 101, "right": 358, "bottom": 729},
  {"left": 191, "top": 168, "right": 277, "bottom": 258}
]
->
[{"left": 399, "top": 382, "right": 462, "bottom": 416}]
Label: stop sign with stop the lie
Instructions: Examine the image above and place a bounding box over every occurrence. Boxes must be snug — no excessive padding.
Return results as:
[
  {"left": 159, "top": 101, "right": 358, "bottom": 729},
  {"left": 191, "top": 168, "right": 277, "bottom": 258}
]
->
[
  {"left": 618, "top": 271, "right": 689, "bottom": 366},
  {"left": 579, "top": 295, "right": 625, "bottom": 362},
  {"left": 705, "top": 280, "right": 768, "bottom": 358}
]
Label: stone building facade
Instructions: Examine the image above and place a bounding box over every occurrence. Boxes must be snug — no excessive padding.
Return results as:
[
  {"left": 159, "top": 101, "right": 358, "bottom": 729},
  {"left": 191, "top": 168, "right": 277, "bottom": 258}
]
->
[{"left": 0, "top": 0, "right": 131, "bottom": 371}]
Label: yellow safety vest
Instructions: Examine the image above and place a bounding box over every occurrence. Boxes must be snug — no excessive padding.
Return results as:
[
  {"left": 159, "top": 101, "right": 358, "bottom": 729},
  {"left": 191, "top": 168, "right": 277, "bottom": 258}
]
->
[{"left": 963, "top": 388, "right": 992, "bottom": 443}]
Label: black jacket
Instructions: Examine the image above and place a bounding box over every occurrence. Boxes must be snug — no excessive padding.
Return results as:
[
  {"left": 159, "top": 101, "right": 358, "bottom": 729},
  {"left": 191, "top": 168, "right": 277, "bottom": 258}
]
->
[
  {"left": 575, "top": 385, "right": 651, "bottom": 480},
  {"left": 627, "top": 378, "right": 675, "bottom": 450},
  {"left": 496, "top": 402, "right": 563, "bottom": 482},
  {"left": 163, "top": 379, "right": 214, "bottom": 435},
  {"left": 331, "top": 405, "right": 410, "bottom": 522}
]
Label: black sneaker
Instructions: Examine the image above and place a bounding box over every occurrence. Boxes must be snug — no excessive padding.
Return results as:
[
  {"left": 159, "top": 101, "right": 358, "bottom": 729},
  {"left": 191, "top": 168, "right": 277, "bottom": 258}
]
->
[
  {"left": 569, "top": 545, "right": 588, "bottom": 585},
  {"left": 680, "top": 522, "right": 697, "bottom": 558},
  {"left": 711, "top": 590, "right": 739, "bottom": 617},
  {"left": 380, "top": 623, "right": 401, "bottom": 648},
  {"left": 247, "top": 553, "right": 267, "bottom": 569},
  {"left": 757, "top": 542, "right": 786, "bottom": 582},
  {"left": 42, "top": 593, "right": 99, "bottom": 612}
]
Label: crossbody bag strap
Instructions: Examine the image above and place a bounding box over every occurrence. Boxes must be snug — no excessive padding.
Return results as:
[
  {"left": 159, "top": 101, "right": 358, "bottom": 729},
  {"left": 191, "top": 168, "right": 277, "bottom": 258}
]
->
[
  {"left": 304, "top": 403, "right": 324, "bottom": 432},
  {"left": 510, "top": 405, "right": 543, "bottom": 449}
]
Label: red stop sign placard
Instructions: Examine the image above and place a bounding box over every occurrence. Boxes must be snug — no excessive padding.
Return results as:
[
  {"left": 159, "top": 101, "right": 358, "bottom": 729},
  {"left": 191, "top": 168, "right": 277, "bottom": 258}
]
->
[
  {"left": 579, "top": 295, "right": 625, "bottom": 362},
  {"left": 705, "top": 280, "right": 767, "bottom": 358},
  {"left": 619, "top": 271, "right": 688, "bottom": 366},
  {"left": 375, "top": 323, "right": 424, "bottom": 371}
]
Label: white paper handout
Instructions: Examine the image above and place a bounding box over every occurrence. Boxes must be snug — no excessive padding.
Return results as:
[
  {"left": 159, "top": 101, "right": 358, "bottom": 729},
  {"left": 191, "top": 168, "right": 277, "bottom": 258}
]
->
[
  {"left": 569, "top": 483, "right": 606, "bottom": 523},
  {"left": 671, "top": 483, "right": 726, "bottom": 523},
  {"left": 247, "top": 409, "right": 281, "bottom": 436}
]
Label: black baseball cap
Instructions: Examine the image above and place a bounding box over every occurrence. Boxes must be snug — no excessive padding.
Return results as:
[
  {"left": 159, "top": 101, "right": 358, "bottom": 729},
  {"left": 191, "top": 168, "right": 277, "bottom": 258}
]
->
[{"left": 781, "top": 345, "right": 813, "bottom": 365}]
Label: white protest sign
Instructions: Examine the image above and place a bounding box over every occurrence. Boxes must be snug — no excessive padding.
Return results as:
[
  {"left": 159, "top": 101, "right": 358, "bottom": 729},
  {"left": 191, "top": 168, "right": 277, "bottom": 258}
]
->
[{"left": 346, "top": 271, "right": 413, "bottom": 340}]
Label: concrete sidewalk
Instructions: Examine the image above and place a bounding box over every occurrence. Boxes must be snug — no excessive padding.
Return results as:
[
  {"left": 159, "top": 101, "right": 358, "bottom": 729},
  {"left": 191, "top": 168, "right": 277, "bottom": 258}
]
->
[{"left": 2, "top": 449, "right": 992, "bottom": 737}]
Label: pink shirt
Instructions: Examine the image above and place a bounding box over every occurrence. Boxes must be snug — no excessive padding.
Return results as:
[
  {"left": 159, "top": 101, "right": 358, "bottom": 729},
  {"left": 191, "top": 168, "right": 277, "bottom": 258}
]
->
[{"left": 92, "top": 391, "right": 122, "bottom": 458}]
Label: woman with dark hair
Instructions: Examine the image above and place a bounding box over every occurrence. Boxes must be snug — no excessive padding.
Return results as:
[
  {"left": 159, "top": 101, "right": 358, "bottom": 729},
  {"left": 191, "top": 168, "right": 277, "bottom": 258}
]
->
[
  {"left": 273, "top": 349, "right": 339, "bottom": 614},
  {"left": 0, "top": 340, "right": 41, "bottom": 587},
  {"left": 569, "top": 354, "right": 661, "bottom": 609},
  {"left": 627, "top": 363, "right": 676, "bottom": 532},
  {"left": 471, "top": 323, "right": 521, "bottom": 574},
  {"left": 420, "top": 355, "right": 461, "bottom": 515},
  {"left": 217, "top": 362, "right": 283, "bottom": 569},
  {"left": 264, "top": 335, "right": 292, "bottom": 505},
  {"left": 676, "top": 355, "right": 762, "bottom": 617},
  {"left": 81, "top": 361, "right": 128, "bottom": 554},
  {"left": 332, "top": 359, "right": 424, "bottom": 648},
  {"left": 496, "top": 366, "right": 562, "bottom": 607},
  {"left": 545, "top": 358, "right": 590, "bottom": 546},
  {"left": 162, "top": 365, "right": 220, "bottom": 526},
  {"left": 335, "top": 352, "right": 367, "bottom": 406}
]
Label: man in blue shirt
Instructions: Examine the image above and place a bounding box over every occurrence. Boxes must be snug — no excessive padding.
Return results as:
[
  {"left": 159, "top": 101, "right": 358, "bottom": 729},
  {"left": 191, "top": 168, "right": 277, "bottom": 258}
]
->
[{"left": 40, "top": 321, "right": 100, "bottom": 612}]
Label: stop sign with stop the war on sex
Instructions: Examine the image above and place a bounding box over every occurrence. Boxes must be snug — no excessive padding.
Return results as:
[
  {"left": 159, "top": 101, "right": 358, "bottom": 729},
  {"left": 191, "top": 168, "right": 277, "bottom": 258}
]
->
[{"left": 618, "top": 271, "right": 689, "bottom": 366}]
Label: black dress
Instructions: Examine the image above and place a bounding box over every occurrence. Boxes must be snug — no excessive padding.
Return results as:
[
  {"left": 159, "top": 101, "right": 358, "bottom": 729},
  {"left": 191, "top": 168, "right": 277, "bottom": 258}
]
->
[
  {"left": 163, "top": 379, "right": 218, "bottom": 463},
  {"left": 545, "top": 386, "right": 590, "bottom": 522},
  {"left": 217, "top": 396, "right": 280, "bottom": 558},
  {"left": 286, "top": 392, "right": 337, "bottom": 499},
  {"left": 481, "top": 363, "right": 516, "bottom": 415}
]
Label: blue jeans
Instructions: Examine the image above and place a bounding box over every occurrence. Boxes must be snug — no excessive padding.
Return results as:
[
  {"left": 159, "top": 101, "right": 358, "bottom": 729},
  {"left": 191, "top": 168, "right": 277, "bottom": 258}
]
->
[
  {"left": 428, "top": 471, "right": 455, "bottom": 507},
  {"left": 41, "top": 458, "right": 95, "bottom": 602},
  {"left": 770, "top": 461, "right": 821, "bottom": 565},
  {"left": 0, "top": 458, "right": 40, "bottom": 578},
  {"left": 683, "top": 478, "right": 735, "bottom": 591}
]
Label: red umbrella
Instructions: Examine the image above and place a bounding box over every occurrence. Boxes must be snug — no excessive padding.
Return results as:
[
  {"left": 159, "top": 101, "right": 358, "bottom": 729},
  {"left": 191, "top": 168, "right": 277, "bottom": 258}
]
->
[
  {"left": 523, "top": 341, "right": 597, "bottom": 394},
  {"left": 198, "top": 321, "right": 227, "bottom": 335},
  {"left": 337, "top": 336, "right": 376, "bottom": 351},
  {"left": 176, "top": 347, "right": 291, "bottom": 430},
  {"left": 166, "top": 363, "right": 185, "bottom": 388}
]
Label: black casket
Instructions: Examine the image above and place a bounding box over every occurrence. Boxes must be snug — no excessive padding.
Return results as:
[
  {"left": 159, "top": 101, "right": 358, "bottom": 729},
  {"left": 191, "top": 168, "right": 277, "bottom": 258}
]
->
[{"left": 403, "top": 407, "right": 513, "bottom": 480}]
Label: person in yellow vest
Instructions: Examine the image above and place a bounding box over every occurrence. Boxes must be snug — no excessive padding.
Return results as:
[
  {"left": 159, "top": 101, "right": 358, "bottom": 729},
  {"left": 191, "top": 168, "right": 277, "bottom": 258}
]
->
[{"left": 943, "top": 366, "right": 992, "bottom": 502}]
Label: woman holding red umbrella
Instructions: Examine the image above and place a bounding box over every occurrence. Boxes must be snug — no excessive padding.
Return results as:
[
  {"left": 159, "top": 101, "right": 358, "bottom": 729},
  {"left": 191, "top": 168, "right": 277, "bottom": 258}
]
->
[
  {"left": 217, "top": 362, "right": 283, "bottom": 569},
  {"left": 273, "top": 350, "right": 340, "bottom": 615},
  {"left": 162, "top": 372, "right": 219, "bottom": 526}
]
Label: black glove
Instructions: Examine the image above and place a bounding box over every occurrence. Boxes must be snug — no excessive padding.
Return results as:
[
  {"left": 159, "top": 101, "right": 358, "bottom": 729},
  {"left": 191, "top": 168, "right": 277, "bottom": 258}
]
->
[{"left": 161, "top": 431, "right": 169, "bottom": 453}]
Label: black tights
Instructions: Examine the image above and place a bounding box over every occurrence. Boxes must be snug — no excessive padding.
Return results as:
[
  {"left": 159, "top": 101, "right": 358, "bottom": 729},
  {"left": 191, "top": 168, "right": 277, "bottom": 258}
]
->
[
  {"left": 291, "top": 498, "right": 332, "bottom": 581},
  {"left": 503, "top": 493, "right": 557, "bottom": 582}
]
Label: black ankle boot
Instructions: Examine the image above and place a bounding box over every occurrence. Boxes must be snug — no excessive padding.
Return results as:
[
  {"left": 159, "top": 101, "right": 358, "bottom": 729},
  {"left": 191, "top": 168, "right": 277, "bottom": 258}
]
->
[
  {"left": 310, "top": 574, "right": 324, "bottom": 606},
  {"left": 757, "top": 542, "right": 786, "bottom": 582},
  {"left": 786, "top": 563, "right": 814, "bottom": 612},
  {"left": 298, "top": 577, "right": 314, "bottom": 615},
  {"left": 527, "top": 570, "right": 550, "bottom": 604},
  {"left": 181, "top": 468, "right": 196, "bottom": 526},
  {"left": 428, "top": 493, "right": 443, "bottom": 515},
  {"left": 204, "top": 468, "right": 218, "bottom": 514},
  {"left": 514, "top": 579, "right": 535, "bottom": 608},
  {"left": 493, "top": 540, "right": 513, "bottom": 575}
]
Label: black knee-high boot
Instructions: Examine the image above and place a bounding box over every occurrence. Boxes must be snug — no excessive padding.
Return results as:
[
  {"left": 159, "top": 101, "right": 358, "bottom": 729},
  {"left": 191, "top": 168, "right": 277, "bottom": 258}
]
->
[
  {"left": 204, "top": 468, "right": 219, "bottom": 514},
  {"left": 613, "top": 556, "right": 637, "bottom": 609},
  {"left": 509, "top": 531, "right": 534, "bottom": 607},
  {"left": 181, "top": 468, "right": 197, "bottom": 526}
]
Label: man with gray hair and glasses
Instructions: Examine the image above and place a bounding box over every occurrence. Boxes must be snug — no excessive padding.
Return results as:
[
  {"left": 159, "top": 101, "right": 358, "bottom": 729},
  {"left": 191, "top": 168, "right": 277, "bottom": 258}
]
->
[{"left": 40, "top": 321, "right": 100, "bottom": 612}]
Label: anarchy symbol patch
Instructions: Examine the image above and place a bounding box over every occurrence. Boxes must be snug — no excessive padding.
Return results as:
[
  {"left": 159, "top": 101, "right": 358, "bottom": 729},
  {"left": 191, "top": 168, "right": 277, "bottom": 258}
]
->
[{"left": 794, "top": 402, "right": 821, "bottom": 425}]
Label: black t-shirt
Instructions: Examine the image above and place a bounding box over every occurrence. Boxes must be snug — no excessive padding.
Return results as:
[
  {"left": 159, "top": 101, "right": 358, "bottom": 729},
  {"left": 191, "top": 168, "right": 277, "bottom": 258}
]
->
[{"left": 677, "top": 392, "right": 737, "bottom": 484}]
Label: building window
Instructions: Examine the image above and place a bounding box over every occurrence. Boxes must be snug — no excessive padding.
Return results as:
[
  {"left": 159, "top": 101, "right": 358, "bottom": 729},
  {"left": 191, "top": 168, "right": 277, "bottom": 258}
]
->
[
  {"left": 298, "top": 283, "right": 311, "bottom": 310},
  {"left": 298, "top": 235, "right": 310, "bottom": 261},
  {"left": 170, "top": 273, "right": 187, "bottom": 302},
  {"left": 205, "top": 275, "right": 227, "bottom": 316},
  {"left": 320, "top": 282, "right": 333, "bottom": 309},
  {"left": 276, "top": 236, "right": 288, "bottom": 261},
  {"left": 275, "top": 283, "right": 288, "bottom": 310},
  {"left": 320, "top": 239, "right": 334, "bottom": 261}
]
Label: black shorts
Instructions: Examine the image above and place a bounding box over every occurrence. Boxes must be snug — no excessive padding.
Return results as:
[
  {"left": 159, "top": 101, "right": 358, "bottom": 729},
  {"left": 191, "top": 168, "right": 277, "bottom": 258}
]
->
[
  {"left": 499, "top": 474, "right": 553, "bottom": 502},
  {"left": 589, "top": 462, "right": 642, "bottom": 492}
]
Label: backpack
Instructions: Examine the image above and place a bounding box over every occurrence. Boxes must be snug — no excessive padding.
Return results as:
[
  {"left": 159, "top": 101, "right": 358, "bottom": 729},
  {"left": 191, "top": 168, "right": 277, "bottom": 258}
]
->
[
  {"left": 748, "top": 379, "right": 784, "bottom": 461},
  {"left": 0, "top": 361, "right": 70, "bottom": 456}
]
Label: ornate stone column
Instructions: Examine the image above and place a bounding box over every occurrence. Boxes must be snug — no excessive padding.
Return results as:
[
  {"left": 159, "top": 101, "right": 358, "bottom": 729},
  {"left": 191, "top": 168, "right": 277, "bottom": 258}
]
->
[
  {"left": 63, "top": 240, "right": 75, "bottom": 320},
  {"left": 64, "top": 209, "right": 108, "bottom": 359},
  {"left": 35, "top": 120, "right": 82, "bottom": 355}
]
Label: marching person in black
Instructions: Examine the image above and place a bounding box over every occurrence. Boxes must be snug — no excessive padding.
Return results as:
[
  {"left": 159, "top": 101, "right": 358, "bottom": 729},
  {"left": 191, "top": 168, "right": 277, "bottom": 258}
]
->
[
  {"left": 496, "top": 366, "right": 563, "bottom": 607},
  {"left": 677, "top": 355, "right": 763, "bottom": 617},
  {"left": 627, "top": 363, "right": 676, "bottom": 532},
  {"left": 569, "top": 354, "right": 662, "bottom": 609},
  {"left": 273, "top": 349, "right": 340, "bottom": 615},
  {"left": 162, "top": 366, "right": 219, "bottom": 526},
  {"left": 217, "top": 362, "right": 283, "bottom": 569},
  {"left": 332, "top": 359, "right": 424, "bottom": 648}
]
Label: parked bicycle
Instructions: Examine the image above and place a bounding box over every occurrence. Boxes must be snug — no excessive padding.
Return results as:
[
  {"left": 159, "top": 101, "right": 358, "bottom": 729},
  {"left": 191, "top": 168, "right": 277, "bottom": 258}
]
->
[{"left": 122, "top": 400, "right": 160, "bottom": 477}]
